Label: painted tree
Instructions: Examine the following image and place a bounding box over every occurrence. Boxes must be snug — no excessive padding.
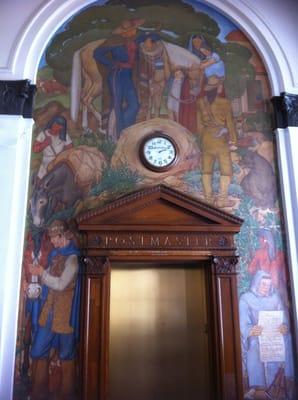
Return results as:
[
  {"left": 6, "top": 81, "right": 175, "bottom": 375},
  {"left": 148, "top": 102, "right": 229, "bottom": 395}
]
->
[{"left": 44, "top": 0, "right": 255, "bottom": 100}]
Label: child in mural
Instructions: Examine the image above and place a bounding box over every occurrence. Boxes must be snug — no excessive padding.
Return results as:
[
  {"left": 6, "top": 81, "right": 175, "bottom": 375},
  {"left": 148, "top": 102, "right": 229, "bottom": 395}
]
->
[
  {"left": 138, "top": 32, "right": 171, "bottom": 120},
  {"left": 26, "top": 220, "right": 80, "bottom": 400},
  {"left": 167, "top": 68, "right": 185, "bottom": 122},
  {"left": 196, "top": 84, "right": 238, "bottom": 208},
  {"left": 33, "top": 116, "right": 73, "bottom": 180},
  {"left": 198, "top": 43, "right": 225, "bottom": 96},
  {"left": 239, "top": 270, "right": 294, "bottom": 399},
  {"left": 93, "top": 18, "right": 145, "bottom": 139}
]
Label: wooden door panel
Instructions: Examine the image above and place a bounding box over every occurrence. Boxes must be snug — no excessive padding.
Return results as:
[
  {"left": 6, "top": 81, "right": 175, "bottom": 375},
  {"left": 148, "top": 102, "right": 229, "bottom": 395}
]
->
[{"left": 108, "top": 264, "right": 212, "bottom": 400}]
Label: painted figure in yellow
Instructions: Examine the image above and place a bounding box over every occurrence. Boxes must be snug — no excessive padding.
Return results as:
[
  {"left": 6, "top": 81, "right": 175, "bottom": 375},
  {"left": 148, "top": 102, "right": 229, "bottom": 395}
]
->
[{"left": 197, "top": 87, "right": 237, "bottom": 208}]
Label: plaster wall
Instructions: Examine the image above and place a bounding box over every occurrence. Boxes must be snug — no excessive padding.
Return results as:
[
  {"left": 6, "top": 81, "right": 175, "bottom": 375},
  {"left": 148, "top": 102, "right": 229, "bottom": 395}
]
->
[{"left": 0, "top": 1, "right": 297, "bottom": 399}]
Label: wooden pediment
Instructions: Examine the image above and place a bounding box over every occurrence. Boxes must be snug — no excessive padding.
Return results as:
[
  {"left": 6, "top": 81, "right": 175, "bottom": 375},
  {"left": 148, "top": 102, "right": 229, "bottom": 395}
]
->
[{"left": 77, "top": 185, "right": 242, "bottom": 231}]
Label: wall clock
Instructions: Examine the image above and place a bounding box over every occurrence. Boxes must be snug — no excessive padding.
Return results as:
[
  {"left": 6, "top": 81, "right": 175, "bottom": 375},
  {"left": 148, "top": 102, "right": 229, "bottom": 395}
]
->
[{"left": 139, "top": 132, "right": 178, "bottom": 172}]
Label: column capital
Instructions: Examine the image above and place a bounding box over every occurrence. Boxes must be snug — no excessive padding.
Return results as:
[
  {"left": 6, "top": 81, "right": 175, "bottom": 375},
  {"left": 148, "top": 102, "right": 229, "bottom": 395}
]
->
[
  {"left": 0, "top": 80, "right": 37, "bottom": 118},
  {"left": 82, "top": 256, "right": 110, "bottom": 275},
  {"left": 271, "top": 92, "right": 298, "bottom": 128},
  {"left": 212, "top": 256, "right": 239, "bottom": 275}
]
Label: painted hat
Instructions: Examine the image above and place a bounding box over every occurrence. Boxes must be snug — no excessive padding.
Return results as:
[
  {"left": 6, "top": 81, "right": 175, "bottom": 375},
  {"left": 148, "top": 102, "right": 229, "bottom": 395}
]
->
[
  {"left": 112, "top": 18, "right": 145, "bottom": 35},
  {"left": 47, "top": 220, "right": 68, "bottom": 237},
  {"left": 136, "top": 32, "right": 161, "bottom": 44}
]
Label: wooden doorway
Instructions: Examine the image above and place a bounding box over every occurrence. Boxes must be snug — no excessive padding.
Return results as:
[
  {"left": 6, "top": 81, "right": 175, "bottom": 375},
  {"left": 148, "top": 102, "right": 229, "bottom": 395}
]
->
[{"left": 77, "top": 185, "right": 244, "bottom": 400}]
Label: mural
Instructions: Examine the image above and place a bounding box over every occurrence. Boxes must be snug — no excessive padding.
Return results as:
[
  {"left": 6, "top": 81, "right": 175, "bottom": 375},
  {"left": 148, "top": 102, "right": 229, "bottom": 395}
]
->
[{"left": 14, "top": 1, "right": 296, "bottom": 399}]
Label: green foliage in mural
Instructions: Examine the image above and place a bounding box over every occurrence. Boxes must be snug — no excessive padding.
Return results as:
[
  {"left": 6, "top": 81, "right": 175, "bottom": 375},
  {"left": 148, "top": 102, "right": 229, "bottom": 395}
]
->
[
  {"left": 97, "top": 138, "right": 117, "bottom": 160},
  {"left": 46, "top": 0, "right": 219, "bottom": 83},
  {"left": 245, "top": 111, "right": 274, "bottom": 136},
  {"left": 235, "top": 196, "right": 260, "bottom": 296},
  {"left": 264, "top": 211, "right": 285, "bottom": 251},
  {"left": 90, "top": 165, "right": 141, "bottom": 196},
  {"left": 183, "top": 169, "right": 203, "bottom": 192},
  {"left": 73, "top": 132, "right": 117, "bottom": 159},
  {"left": 219, "top": 43, "right": 255, "bottom": 100},
  {"left": 44, "top": 0, "right": 255, "bottom": 100}
]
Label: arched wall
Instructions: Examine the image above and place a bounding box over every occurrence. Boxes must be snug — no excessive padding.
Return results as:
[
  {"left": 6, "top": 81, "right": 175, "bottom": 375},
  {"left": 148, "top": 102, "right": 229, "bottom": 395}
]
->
[{"left": 0, "top": 1, "right": 297, "bottom": 398}]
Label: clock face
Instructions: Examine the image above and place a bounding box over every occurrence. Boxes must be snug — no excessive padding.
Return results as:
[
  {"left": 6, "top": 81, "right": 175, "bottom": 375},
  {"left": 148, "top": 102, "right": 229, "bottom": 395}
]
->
[{"left": 140, "top": 133, "right": 178, "bottom": 172}]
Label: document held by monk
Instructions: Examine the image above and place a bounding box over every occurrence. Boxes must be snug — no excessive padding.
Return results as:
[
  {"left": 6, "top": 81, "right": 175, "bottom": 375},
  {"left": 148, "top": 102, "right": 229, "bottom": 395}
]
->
[{"left": 258, "top": 310, "right": 285, "bottom": 362}]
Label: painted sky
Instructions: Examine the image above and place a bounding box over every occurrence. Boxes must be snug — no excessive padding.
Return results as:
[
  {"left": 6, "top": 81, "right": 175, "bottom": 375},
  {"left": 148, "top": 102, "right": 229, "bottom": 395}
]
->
[{"left": 183, "top": 0, "right": 237, "bottom": 41}]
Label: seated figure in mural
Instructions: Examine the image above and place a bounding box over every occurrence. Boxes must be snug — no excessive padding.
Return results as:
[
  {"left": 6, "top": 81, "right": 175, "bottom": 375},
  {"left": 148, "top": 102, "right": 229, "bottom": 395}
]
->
[
  {"left": 239, "top": 270, "right": 294, "bottom": 399},
  {"left": 28, "top": 220, "right": 80, "bottom": 400},
  {"left": 33, "top": 116, "right": 73, "bottom": 180},
  {"left": 196, "top": 85, "right": 237, "bottom": 208},
  {"left": 137, "top": 32, "right": 171, "bottom": 120},
  {"left": 93, "top": 18, "right": 145, "bottom": 139}
]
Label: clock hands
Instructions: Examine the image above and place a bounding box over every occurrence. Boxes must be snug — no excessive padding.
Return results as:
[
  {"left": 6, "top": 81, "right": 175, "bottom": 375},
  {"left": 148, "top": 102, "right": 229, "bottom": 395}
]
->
[{"left": 141, "top": 134, "right": 176, "bottom": 170}]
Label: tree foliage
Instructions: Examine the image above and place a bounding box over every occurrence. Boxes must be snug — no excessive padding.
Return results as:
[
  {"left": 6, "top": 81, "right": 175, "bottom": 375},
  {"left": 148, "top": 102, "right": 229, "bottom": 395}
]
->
[
  {"left": 45, "top": 0, "right": 255, "bottom": 99},
  {"left": 220, "top": 43, "right": 255, "bottom": 99}
]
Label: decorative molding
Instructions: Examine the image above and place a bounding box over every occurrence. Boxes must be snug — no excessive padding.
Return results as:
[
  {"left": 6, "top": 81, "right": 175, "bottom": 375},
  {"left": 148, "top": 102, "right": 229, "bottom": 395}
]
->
[
  {"left": 0, "top": 80, "right": 36, "bottom": 118},
  {"left": 212, "top": 256, "right": 239, "bottom": 274},
  {"left": 77, "top": 184, "right": 243, "bottom": 225},
  {"left": 271, "top": 93, "right": 298, "bottom": 128},
  {"left": 82, "top": 256, "right": 109, "bottom": 275}
]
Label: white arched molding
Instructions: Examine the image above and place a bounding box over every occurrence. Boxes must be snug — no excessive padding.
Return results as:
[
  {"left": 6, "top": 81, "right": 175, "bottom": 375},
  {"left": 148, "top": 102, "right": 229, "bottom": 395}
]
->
[
  {"left": 2, "top": 0, "right": 297, "bottom": 94},
  {"left": 204, "top": 0, "right": 298, "bottom": 95},
  {"left": 0, "top": 1, "right": 297, "bottom": 399},
  {"left": 275, "top": 126, "right": 298, "bottom": 350}
]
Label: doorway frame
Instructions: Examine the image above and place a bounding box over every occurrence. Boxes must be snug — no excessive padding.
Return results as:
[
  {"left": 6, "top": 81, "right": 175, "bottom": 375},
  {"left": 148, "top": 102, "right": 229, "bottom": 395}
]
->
[{"left": 77, "top": 185, "right": 244, "bottom": 400}]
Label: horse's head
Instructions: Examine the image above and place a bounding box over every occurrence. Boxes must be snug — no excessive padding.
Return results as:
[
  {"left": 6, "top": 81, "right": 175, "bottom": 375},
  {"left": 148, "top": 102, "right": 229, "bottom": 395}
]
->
[
  {"left": 30, "top": 171, "right": 55, "bottom": 227},
  {"left": 30, "top": 185, "right": 49, "bottom": 227}
]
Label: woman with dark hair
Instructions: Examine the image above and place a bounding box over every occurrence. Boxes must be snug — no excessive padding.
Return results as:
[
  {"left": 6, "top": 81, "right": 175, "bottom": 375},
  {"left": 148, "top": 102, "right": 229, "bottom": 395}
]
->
[
  {"left": 33, "top": 116, "right": 73, "bottom": 180},
  {"left": 178, "top": 34, "right": 207, "bottom": 133},
  {"left": 187, "top": 34, "right": 208, "bottom": 61}
]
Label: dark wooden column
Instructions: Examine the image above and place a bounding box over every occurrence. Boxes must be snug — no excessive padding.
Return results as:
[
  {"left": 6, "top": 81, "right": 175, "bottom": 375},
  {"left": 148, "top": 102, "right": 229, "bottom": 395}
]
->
[
  {"left": 271, "top": 92, "right": 298, "bottom": 128},
  {"left": 0, "top": 80, "right": 36, "bottom": 117},
  {"left": 79, "top": 257, "right": 110, "bottom": 400},
  {"left": 211, "top": 256, "right": 243, "bottom": 400}
]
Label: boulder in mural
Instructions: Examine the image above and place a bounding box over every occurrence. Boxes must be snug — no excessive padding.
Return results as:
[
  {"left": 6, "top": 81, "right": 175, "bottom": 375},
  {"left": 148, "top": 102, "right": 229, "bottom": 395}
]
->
[{"left": 111, "top": 118, "right": 200, "bottom": 185}]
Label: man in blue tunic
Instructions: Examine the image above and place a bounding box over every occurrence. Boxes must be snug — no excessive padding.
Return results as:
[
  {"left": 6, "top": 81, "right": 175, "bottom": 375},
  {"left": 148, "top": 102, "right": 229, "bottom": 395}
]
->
[
  {"left": 94, "top": 18, "right": 145, "bottom": 138},
  {"left": 28, "top": 220, "right": 80, "bottom": 400}
]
